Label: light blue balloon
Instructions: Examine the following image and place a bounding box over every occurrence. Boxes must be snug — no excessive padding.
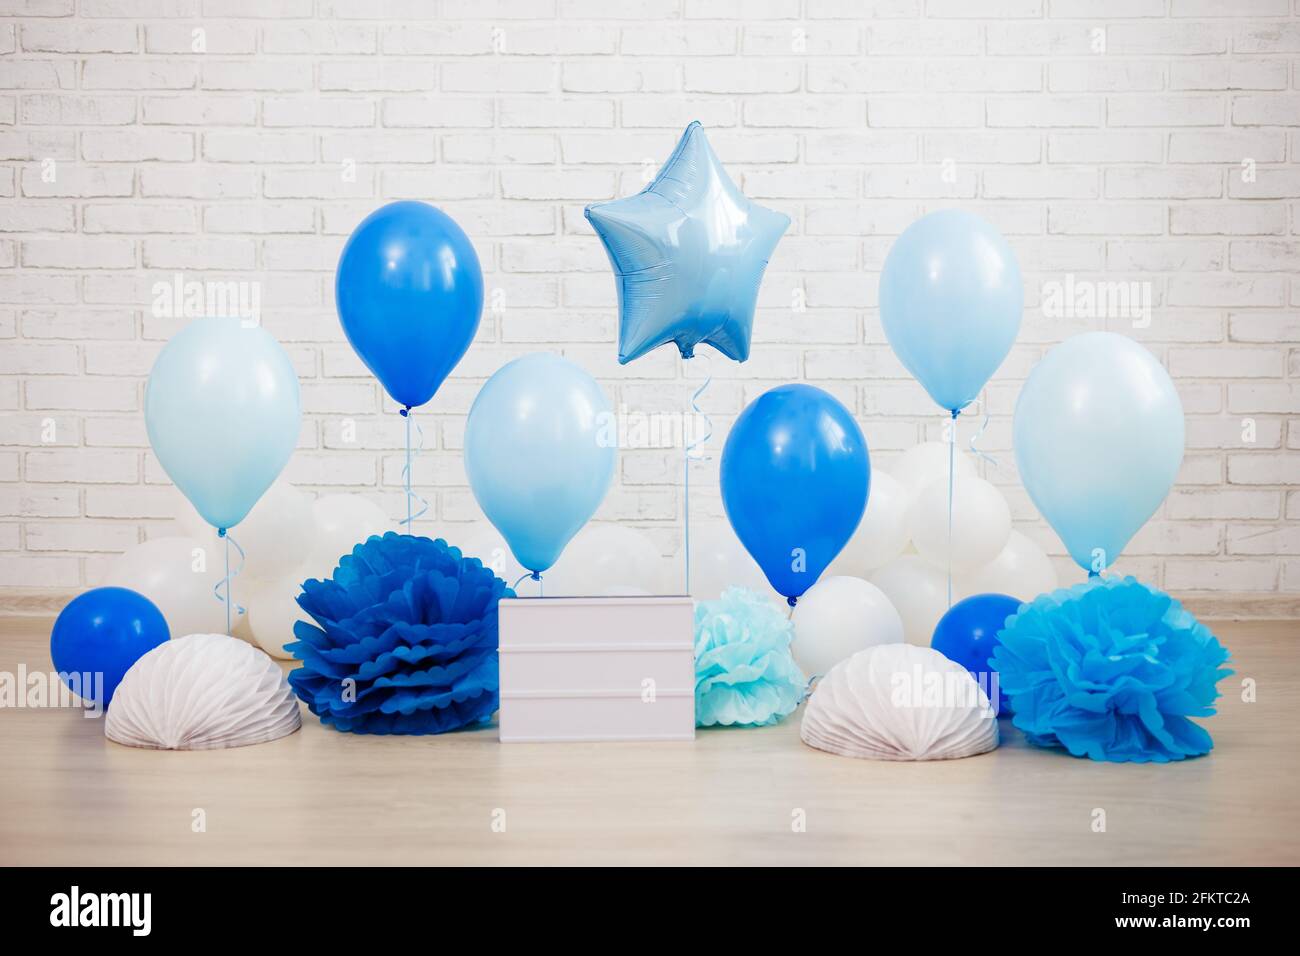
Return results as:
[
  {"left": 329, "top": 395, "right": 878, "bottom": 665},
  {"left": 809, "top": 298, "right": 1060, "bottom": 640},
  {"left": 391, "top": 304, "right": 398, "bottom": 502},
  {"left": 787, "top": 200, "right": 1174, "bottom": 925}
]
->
[
  {"left": 879, "top": 209, "right": 1023, "bottom": 412},
  {"left": 145, "top": 317, "right": 301, "bottom": 531},
  {"left": 1014, "top": 332, "right": 1184, "bottom": 573},
  {"left": 464, "top": 353, "right": 615, "bottom": 575},
  {"left": 586, "top": 121, "right": 790, "bottom": 365}
]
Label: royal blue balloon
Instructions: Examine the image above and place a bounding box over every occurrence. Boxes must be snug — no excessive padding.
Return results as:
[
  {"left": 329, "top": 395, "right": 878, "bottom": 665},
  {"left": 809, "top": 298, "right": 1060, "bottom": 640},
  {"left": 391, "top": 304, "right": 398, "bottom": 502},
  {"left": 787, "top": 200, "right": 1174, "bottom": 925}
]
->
[
  {"left": 336, "top": 201, "right": 483, "bottom": 410},
  {"left": 50, "top": 587, "right": 170, "bottom": 708},
  {"left": 586, "top": 121, "right": 790, "bottom": 365},
  {"left": 720, "top": 385, "right": 869, "bottom": 604},
  {"left": 879, "top": 209, "right": 1023, "bottom": 413},
  {"left": 931, "top": 592, "right": 1021, "bottom": 714}
]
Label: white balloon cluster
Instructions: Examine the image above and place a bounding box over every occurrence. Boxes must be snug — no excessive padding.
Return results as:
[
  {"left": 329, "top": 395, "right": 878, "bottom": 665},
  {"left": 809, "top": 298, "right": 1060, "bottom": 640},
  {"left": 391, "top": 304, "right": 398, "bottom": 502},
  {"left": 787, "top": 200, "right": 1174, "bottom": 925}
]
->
[
  {"left": 809, "top": 441, "right": 1058, "bottom": 652},
  {"left": 462, "top": 522, "right": 675, "bottom": 597},
  {"left": 100, "top": 482, "right": 389, "bottom": 660},
  {"left": 460, "top": 518, "right": 773, "bottom": 602}
]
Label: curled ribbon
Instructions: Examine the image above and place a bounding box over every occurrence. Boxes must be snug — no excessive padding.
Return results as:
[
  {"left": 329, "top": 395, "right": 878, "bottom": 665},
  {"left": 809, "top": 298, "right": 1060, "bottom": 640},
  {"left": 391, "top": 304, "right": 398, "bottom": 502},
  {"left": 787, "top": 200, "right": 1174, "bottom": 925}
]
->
[
  {"left": 685, "top": 353, "right": 714, "bottom": 465},
  {"left": 512, "top": 570, "right": 543, "bottom": 596},
  {"left": 213, "top": 527, "right": 246, "bottom": 635},
  {"left": 965, "top": 393, "right": 1003, "bottom": 473},
  {"left": 399, "top": 406, "right": 430, "bottom": 532},
  {"left": 683, "top": 354, "right": 713, "bottom": 594}
]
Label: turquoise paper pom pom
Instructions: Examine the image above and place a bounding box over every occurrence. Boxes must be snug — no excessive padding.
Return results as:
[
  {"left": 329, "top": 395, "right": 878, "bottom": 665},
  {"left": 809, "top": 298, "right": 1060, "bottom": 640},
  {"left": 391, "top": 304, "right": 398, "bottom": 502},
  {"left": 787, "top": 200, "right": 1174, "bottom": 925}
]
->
[
  {"left": 991, "top": 576, "right": 1232, "bottom": 763},
  {"left": 695, "top": 587, "right": 807, "bottom": 727}
]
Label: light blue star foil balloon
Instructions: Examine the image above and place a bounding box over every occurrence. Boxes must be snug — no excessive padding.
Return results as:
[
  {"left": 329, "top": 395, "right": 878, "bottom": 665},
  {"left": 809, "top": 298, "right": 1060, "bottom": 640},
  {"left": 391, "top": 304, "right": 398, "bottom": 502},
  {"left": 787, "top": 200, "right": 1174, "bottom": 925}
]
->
[{"left": 585, "top": 121, "right": 790, "bottom": 365}]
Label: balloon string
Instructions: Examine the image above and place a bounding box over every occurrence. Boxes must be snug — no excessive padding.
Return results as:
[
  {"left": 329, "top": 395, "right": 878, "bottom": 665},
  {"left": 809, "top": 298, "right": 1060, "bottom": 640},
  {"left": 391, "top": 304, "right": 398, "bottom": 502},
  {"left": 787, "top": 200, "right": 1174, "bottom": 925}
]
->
[
  {"left": 512, "top": 571, "right": 543, "bottom": 596},
  {"left": 966, "top": 391, "right": 1001, "bottom": 472},
  {"left": 947, "top": 411, "right": 957, "bottom": 610},
  {"left": 398, "top": 406, "right": 429, "bottom": 534},
  {"left": 213, "top": 528, "right": 245, "bottom": 635},
  {"left": 683, "top": 352, "right": 713, "bottom": 595}
]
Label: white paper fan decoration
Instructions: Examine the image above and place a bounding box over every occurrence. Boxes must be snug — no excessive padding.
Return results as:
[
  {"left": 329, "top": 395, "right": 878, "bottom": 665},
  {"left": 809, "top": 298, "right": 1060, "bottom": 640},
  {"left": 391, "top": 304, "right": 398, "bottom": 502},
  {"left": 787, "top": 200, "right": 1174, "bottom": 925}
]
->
[
  {"left": 801, "top": 643, "right": 998, "bottom": 761},
  {"left": 106, "top": 633, "right": 302, "bottom": 751}
]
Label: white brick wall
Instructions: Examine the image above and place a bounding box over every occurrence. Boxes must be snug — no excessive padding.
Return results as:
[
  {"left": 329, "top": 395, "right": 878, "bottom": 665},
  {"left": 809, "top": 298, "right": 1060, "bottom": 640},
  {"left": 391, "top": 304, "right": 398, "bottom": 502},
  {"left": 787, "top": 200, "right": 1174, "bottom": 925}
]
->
[{"left": 1, "top": 1, "right": 1298, "bottom": 600}]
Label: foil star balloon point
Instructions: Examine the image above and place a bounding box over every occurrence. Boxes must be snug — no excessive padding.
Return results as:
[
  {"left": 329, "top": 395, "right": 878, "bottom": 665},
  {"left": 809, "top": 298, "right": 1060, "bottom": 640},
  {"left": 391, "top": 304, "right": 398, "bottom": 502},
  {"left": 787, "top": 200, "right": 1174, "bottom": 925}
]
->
[{"left": 585, "top": 121, "right": 790, "bottom": 365}]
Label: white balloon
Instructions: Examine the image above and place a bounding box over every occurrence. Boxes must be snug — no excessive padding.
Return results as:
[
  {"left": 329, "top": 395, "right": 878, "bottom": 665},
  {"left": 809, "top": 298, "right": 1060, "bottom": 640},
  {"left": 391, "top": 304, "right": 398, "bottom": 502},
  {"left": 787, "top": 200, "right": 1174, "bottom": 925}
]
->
[
  {"left": 459, "top": 524, "right": 526, "bottom": 586},
  {"left": 957, "top": 530, "right": 1059, "bottom": 603},
  {"left": 684, "top": 520, "right": 774, "bottom": 602},
  {"left": 791, "top": 575, "right": 904, "bottom": 677},
  {"left": 892, "top": 441, "right": 976, "bottom": 503},
  {"left": 225, "top": 479, "right": 315, "bottom": 582},
  {"left": 245, "top": 574, "right": 309, "bottom": 660},
  {"left": 543, "top": 524, "right": 669, "bottom": 596},
  {"left": 306, "top": 494, "right": 389, "bottom": 575},
  {"left": 907, "top": 475, "right": 1011, "bottom": 573},
  {"left": 869, "top": 555, "right": 952, "bottom": 646},
  {"left": 99, "top": 535, "right": 241, "bottom": 638},
  {"left": 829, "top": 470, "right": 910, "bottom": 576}
]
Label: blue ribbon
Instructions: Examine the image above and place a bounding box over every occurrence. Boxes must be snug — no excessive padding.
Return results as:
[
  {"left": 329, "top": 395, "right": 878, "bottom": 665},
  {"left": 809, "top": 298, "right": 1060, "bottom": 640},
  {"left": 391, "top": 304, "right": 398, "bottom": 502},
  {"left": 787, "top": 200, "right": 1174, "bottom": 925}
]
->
[
  {"left": 965, "top": 391, "right": 1002, "bottom": 472},
  {"left": 399, "top": 406, "right": 430, "bottom": 533},
  {"left": 213, "top": 527, "right": 245, "bottom": 636},
  {"left": 512, "top": 570, "right": 542, "bottom": 596},
  {"left": 683, "top": 354, "right": 713, "bottom": 594}
]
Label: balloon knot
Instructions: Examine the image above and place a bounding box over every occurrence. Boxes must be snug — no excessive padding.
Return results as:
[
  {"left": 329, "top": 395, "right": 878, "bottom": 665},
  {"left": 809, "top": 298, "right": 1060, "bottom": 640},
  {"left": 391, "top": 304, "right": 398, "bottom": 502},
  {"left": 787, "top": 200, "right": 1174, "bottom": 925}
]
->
[
  {"left": 399, "top": 406, "right": 410, "bottom": 418},
  {"left": 530, "top": 571, "right": 541, "bottom": 582},
  {"left": 787, "top": 596, "right": 798, "bottom": 608},
  {"left": 217, "top": 527, "right": 227, "bottom": 538},
  {"left": 680, "top": 344, "right": 695, "bottom": 360}
]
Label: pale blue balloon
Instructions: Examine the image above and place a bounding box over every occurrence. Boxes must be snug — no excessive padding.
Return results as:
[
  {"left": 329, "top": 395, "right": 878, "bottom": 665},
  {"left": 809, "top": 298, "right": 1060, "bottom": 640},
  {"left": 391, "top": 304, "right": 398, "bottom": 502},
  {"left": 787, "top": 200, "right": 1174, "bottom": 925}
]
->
[
  {"left": 464, "top": 353, "right": 615, "bottom": 575},
  {"left": 879, "top": 209, "right": 1023, "bottom": 413},
  {"left": 1014, "top": 332, "right": 1184, "bottom": 573},
  {"left": 145, "top": 318, "right": 301, "bottom": 531},
  {"left": 586, "top": 121, "right": 790, "bottom": 365}
]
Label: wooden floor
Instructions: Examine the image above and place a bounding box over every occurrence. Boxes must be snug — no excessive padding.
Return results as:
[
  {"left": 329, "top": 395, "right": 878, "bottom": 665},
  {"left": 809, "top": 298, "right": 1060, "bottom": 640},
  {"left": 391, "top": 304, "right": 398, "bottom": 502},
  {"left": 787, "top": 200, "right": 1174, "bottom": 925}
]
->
[{"left": 1, "top": 617, "right": 1296, "bottom": 866}]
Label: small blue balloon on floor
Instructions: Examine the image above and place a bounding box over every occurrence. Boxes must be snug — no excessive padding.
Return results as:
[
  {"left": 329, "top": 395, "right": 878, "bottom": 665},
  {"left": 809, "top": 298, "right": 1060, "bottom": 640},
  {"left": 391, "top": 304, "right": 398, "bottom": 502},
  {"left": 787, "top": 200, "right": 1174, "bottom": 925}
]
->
[
  {"left": 50, "top": 587, "right": 170, "bottom": 709},
  {"left": 931, "top": 593, "right": 1021, "bottom": 716}
]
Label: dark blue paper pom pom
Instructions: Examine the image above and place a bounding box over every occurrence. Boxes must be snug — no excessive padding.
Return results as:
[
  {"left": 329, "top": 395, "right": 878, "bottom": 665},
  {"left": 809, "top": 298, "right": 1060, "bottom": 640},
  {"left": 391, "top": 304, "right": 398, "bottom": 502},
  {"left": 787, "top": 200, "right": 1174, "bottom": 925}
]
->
[
  {"left": 287, "top": 532, "right": 513, "bottom": 735},
  {"left": 991, "top": 576, "right": 1232, "bottom": 763}
]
